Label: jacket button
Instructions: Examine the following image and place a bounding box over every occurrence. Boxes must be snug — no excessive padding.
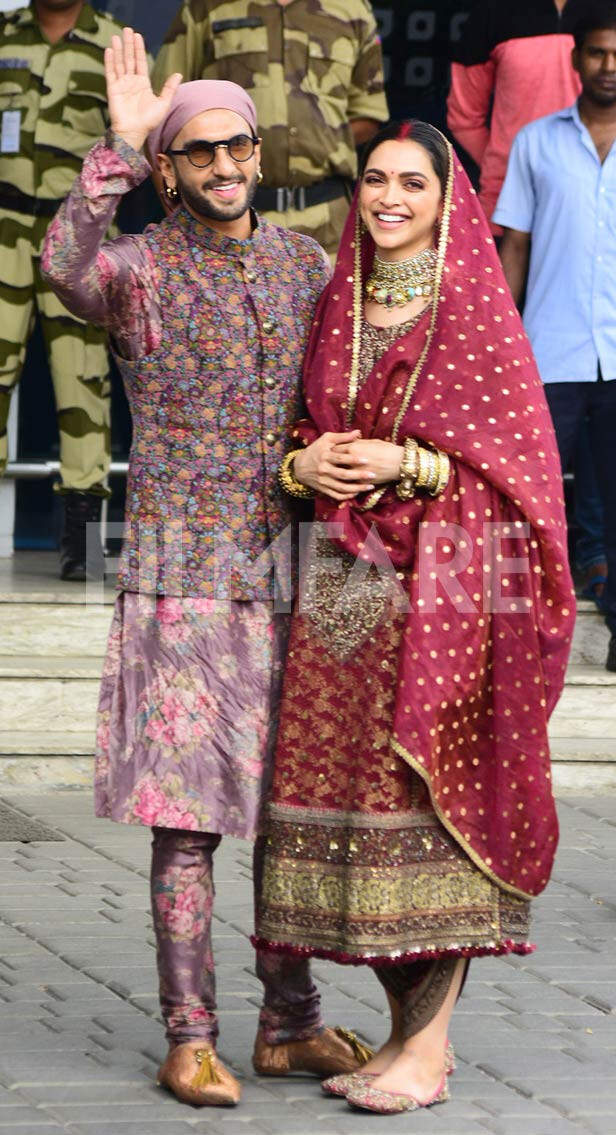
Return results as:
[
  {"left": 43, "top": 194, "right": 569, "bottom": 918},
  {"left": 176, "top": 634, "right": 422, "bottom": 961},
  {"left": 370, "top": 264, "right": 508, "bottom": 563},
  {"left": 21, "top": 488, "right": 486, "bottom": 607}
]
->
[
  {"left": 264, "top": 375, "right": 277, "bottom": 388},
  {"left": 262, "top": 318, "right": 276, "bottom": 335},
  {"left": 265, "top": 431, "right": 279, "bottom": 446}
]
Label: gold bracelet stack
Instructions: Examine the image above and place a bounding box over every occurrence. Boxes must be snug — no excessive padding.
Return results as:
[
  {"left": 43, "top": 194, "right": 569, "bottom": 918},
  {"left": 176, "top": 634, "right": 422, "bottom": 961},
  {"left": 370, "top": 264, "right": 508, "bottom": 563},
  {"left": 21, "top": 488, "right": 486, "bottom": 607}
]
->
[
  {"left": 396, "top": 439, "right": 451, "bottom": 500},
  {"left": 278, "top": 449, "right": 314, "bottom": 499}
]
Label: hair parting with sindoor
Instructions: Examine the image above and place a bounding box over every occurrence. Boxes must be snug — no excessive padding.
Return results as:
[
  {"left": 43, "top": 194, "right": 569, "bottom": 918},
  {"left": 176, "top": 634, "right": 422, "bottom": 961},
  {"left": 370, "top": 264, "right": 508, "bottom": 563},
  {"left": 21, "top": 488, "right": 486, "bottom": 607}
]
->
[{"left": 359, "top": 120, "right": 449, "bottom": 196}]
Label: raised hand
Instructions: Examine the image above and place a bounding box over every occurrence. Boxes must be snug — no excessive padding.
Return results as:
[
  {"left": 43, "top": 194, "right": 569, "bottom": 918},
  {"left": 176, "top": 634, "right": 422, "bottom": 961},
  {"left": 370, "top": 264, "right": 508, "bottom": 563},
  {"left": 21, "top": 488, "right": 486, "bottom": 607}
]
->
[{"left": 104, "top": 27, "right": 182, "bottom": 152}]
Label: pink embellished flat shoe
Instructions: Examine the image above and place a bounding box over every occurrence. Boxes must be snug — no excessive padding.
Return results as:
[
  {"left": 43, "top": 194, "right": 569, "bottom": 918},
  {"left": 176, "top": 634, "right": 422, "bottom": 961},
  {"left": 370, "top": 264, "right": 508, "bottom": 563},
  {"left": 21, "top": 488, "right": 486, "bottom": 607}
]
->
[
  {"left": 346, "top": 1072, "right": 450, "bottom": 1115},
  {"left": 321, "top": 1070, "right": 376, "bottom": 1097},
  {"left": 323, "top": 1041, "right": 455, "bottom": 1099}
]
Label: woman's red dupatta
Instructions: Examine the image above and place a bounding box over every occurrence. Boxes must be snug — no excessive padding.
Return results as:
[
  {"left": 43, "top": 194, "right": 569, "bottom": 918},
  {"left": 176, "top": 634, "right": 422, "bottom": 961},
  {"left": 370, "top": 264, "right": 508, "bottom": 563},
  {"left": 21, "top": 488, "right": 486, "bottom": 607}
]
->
[{"left": 290, "top": 147, "right": 575, "bottom": 900}]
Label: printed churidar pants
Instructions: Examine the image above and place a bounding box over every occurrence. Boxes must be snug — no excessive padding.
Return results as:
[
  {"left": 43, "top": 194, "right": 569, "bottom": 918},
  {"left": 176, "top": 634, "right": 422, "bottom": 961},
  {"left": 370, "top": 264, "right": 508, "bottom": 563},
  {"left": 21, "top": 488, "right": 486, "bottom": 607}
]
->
[{"left": 150, "top": 828, "right": 323, "bottom": 1047}]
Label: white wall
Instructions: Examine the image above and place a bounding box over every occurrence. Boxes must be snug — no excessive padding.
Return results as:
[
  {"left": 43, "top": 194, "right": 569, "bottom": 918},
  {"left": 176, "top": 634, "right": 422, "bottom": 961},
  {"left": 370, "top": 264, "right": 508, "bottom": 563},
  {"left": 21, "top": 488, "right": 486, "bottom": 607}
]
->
[{"left": 0, "top": 0, "right": 30, "bottom": 10}]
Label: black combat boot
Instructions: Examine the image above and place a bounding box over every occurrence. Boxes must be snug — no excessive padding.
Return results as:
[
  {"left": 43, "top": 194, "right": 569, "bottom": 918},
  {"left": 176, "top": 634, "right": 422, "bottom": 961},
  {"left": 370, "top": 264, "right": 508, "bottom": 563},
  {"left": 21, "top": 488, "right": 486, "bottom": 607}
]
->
[
  {"left": 607, "top": 635, "right": 616, "bottom": 673},
  {"left": 59, "top": 490, "right": 103, "bottom": 581}
]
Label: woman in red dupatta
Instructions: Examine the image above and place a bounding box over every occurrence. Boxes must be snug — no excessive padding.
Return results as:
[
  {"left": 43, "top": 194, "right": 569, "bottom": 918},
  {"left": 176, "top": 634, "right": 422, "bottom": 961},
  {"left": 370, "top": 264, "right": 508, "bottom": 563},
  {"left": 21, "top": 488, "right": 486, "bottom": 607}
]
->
[{"left": 253, "top": 122, "right": 575, "bottom": 1114}]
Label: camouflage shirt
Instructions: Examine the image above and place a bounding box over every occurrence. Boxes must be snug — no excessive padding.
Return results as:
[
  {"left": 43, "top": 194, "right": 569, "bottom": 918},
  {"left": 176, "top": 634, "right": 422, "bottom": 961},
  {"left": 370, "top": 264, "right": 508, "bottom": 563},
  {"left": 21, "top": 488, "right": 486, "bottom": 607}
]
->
[
  {"left": 152, "top": 0, "right": 389, "bottom": 188},
  {"left": 0, "top": 2, "right": 126, "bottom": 205}
]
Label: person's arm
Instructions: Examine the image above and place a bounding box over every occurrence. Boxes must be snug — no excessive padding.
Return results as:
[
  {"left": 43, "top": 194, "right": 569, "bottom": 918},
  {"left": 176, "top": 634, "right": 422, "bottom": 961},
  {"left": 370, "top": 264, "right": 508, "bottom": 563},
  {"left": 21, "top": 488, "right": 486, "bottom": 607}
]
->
[
  {"left": 446, "top": 0, "right": 494, "bottom": 167},
  {"left": 447, "top": 61, "right": 494, "bottom": 167},
  {"left": 346, "top": 1, "right": 389, "bottom": 142},
  {"left": 350, "top": 117, "right": 380, "bottom": 146},
  {"left": 151, "top": 1, "right": 204, "bottom": 96},
  {"left": 499, "top": 228, "right": 531, "bottom": 307},
  {"left": 492, "top": 127, "right": 536, "bottom": 306},
  {"left": 41, "top": 29, "right": 182, "bottom": 352},
  {"left": 41, "top": 133, "right": 156, "bottom": 346}
]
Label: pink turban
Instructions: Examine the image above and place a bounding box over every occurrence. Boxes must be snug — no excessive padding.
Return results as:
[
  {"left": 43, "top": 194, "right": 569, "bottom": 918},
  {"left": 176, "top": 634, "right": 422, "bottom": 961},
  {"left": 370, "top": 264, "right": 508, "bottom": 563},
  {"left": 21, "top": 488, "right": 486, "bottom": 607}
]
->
[{"left": 147, "top": 80, "right": 258, "bottom": 163}]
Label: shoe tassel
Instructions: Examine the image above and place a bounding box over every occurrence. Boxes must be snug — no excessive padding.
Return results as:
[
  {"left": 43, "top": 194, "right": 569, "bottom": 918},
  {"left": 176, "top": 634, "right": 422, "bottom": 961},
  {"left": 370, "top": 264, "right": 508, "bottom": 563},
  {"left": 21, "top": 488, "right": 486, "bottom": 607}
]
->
[
  {"left": 191, "top": 1047, "right": 220, "bottom": 1091},
  {"left": 334, "top": 1027, "right": 374, "bottom": 1065}
]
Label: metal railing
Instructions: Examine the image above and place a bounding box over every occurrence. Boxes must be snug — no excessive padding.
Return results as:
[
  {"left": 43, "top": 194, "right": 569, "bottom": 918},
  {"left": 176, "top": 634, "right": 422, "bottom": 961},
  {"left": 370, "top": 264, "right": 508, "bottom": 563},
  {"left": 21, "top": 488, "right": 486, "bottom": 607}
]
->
[{"left": 5, "top": 461, "right": 128, "bottom": 479}]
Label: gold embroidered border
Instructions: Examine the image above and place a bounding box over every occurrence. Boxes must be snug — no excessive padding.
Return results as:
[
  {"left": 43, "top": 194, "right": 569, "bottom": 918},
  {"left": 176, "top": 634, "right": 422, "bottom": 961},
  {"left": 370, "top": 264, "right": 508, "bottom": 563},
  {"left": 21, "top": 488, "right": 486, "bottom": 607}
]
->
[
  {"left": 356, "top": 133, "right": 456, "bottom": 513},
  {"left": 262, "top": 858, "right": 495, "bottom": 918},
  {"left": 267, "top": 802, "right": 434, "bottom": 831},
  {"left": 345, "top": 211, "right": 365, "bottom": 426},
  {"left": 258, "top": 852, "right": 529, "bottom": 957},
  {"left": 390, "top": 134, "right": 455, "bottom": 444},
  {"left": 391, "top": 737, "right": 535, "bottom": 902}
]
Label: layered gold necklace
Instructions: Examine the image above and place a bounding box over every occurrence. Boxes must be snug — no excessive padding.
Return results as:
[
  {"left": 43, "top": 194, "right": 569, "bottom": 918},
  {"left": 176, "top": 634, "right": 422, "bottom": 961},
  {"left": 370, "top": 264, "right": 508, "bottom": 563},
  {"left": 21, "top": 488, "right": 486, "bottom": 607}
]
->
[{"left": 365, "top": 247, "right": 437, "bottom": 309}]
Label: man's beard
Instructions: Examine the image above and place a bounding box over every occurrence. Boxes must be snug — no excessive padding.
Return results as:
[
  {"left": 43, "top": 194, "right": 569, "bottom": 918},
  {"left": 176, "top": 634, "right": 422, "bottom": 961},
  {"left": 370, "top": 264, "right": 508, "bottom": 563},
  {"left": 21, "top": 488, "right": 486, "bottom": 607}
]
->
[
  {"left": 177, "top": 169, "right": 258, "bottom": 223},
  {"left": 586, "top": 80, "right": 616, "bottom": 107}
]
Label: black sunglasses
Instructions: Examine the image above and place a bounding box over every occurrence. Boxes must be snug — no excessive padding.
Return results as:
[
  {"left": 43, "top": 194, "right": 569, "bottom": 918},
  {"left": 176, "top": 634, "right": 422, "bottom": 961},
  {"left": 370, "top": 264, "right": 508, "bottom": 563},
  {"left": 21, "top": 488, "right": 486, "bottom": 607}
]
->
[{"left": 167, "top": 134, "right": 260, "bottom": 168}]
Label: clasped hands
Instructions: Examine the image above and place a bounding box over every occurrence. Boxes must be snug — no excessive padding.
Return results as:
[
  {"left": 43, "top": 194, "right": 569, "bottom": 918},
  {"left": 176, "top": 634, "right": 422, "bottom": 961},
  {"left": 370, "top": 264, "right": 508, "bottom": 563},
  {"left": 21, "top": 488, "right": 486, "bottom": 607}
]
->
[{"left": 293, "top": 430, "right": 404, "bottom": 502}]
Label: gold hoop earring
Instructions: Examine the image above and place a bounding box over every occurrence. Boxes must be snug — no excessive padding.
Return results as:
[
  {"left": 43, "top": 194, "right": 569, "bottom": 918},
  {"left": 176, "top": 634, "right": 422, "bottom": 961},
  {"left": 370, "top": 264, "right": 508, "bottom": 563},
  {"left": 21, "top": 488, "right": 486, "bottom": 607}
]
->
[
  {"left": 164, "top": 182, "right": 179, "bottom": 202},
  {"left": 257, "top": 169, "right": 264, "bottom": 184}
]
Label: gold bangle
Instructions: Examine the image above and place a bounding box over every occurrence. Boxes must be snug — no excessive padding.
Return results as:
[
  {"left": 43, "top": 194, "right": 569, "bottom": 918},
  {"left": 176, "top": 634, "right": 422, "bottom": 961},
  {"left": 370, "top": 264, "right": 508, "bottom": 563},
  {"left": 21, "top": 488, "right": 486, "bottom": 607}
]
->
[
  {"left": 414, "top": 445, "right": 446, "bottom": 495},
  {"left": 278, "top": 449, "right": 314, "bottom": 499},
  {"left": 431, "top": 450, "right": 451, "bottom": 497},
  {"left": 415, "top": 446, "right": 432, "bottom": 490},
  {"left": 414, "top": 446, "right": 426, "bottom": 488},
  {"left": 424, "top": 447, "right": 437, "bottom": 492},
  {"left": 396, "top": 437, "right": 419, "bottom": 500},
  {"left": 396, "top": 475, "right": 415, "bottom": 501},
  {"left": 399, "top": 437, "right": 419, "bottom": 480}
]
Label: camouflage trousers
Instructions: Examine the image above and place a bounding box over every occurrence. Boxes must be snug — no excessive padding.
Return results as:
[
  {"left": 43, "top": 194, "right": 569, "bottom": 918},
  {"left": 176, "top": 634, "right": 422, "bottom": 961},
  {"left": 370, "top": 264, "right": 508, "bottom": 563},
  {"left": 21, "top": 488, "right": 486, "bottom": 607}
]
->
[
  {"left": 261, "top": 194, "right": 351, "bottom": 263},
  {"left": 0, "top": 211, "right": 111, "bottom": 496}
]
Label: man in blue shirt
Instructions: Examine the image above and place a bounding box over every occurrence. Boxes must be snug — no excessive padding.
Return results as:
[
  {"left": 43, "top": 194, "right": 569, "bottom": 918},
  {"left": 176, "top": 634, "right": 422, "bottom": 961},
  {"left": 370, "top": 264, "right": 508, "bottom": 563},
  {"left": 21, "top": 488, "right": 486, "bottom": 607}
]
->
[{"left": 494, "top": 0, "right": 616, "bottom": 671}]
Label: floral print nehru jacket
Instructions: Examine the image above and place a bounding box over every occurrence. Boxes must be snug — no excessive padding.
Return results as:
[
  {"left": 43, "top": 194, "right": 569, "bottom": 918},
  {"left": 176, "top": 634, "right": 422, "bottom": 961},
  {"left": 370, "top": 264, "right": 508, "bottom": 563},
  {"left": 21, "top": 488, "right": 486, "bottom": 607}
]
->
[{"left": 41, "top": 131, "right": 331, "bottom": 600}]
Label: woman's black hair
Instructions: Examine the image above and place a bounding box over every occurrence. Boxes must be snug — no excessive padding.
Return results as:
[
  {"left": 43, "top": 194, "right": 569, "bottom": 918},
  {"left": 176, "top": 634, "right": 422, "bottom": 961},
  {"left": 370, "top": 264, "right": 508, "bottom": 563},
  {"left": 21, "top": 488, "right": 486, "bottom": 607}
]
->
[
  {"left": 572, "top": 1, "right": 616, "bottom": 49},
  {"left": 358, "top": 120, "right": 449, "bottom": 196}
]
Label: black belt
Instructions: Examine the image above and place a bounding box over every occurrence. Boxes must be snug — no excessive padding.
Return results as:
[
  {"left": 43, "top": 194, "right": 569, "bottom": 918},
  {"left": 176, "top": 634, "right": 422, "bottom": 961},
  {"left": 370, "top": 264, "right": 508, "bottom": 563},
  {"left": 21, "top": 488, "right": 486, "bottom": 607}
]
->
[
  {"left": 0, "top": 190, "right": 60, "bottom": 218},
  {"left": 254, "top": 176, "right": 350, "bottom": 213}
]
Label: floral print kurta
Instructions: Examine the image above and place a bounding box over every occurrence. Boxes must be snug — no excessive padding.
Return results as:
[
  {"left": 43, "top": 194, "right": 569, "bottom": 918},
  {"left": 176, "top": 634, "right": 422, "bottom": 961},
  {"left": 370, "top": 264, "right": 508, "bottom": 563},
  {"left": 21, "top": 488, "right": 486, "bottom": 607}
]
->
[{"left": 96, "top": 595, "right": 289, "bottom": 837}]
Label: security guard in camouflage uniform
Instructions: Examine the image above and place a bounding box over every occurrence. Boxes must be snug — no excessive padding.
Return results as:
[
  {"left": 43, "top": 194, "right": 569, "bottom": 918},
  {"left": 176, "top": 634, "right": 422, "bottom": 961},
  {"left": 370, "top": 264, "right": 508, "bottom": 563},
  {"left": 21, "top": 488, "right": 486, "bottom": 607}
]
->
[
  {"left": 151, "top": 0, "right": 389, "bottom": 259},
  {"left": 0, "top": 1, "right": 125, "bottom": 579}
]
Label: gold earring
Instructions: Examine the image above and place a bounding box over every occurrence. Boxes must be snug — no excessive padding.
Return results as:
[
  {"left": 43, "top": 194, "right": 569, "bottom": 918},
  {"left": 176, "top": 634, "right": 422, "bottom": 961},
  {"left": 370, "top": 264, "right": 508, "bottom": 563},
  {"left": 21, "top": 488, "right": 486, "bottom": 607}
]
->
[
  {"left": 164, "top": 182, "right": 179, "bottom": 202},
  {"left": 257, "top": 169, "right": 264, "bottom": 183}
]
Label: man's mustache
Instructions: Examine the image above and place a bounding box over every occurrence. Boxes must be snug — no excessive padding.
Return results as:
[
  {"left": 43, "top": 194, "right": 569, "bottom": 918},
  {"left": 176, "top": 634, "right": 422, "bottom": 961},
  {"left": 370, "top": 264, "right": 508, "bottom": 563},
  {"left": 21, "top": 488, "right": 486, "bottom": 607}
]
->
[{"left": 199, "top": 175, "right": 248, "bottom": 190}]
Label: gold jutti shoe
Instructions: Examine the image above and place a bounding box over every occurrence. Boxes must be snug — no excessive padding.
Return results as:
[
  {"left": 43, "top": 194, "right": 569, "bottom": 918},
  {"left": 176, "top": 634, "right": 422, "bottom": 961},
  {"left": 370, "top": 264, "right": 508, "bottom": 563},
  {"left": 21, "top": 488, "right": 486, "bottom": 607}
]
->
[
  {"left": 157, "top": 1041, "right": 241, "bottom": 1107},
  {"left": 253, "top": 1025, "right": 373, "bottom": 1078}
]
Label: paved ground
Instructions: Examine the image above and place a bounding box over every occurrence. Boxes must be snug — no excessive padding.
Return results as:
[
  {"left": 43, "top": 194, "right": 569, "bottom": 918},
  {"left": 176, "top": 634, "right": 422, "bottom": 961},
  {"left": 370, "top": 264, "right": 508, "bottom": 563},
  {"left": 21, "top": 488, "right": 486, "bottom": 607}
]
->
[{"left": 0, "top": 790, "right": 614, "bottom": 1135}]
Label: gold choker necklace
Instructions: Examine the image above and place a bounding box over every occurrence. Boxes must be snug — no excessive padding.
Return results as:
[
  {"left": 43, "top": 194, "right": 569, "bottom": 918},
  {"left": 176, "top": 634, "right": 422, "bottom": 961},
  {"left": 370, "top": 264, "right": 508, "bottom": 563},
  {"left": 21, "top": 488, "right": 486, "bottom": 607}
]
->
[{"left": 365, "top": 247, "right": 437, "bottom": 309}]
